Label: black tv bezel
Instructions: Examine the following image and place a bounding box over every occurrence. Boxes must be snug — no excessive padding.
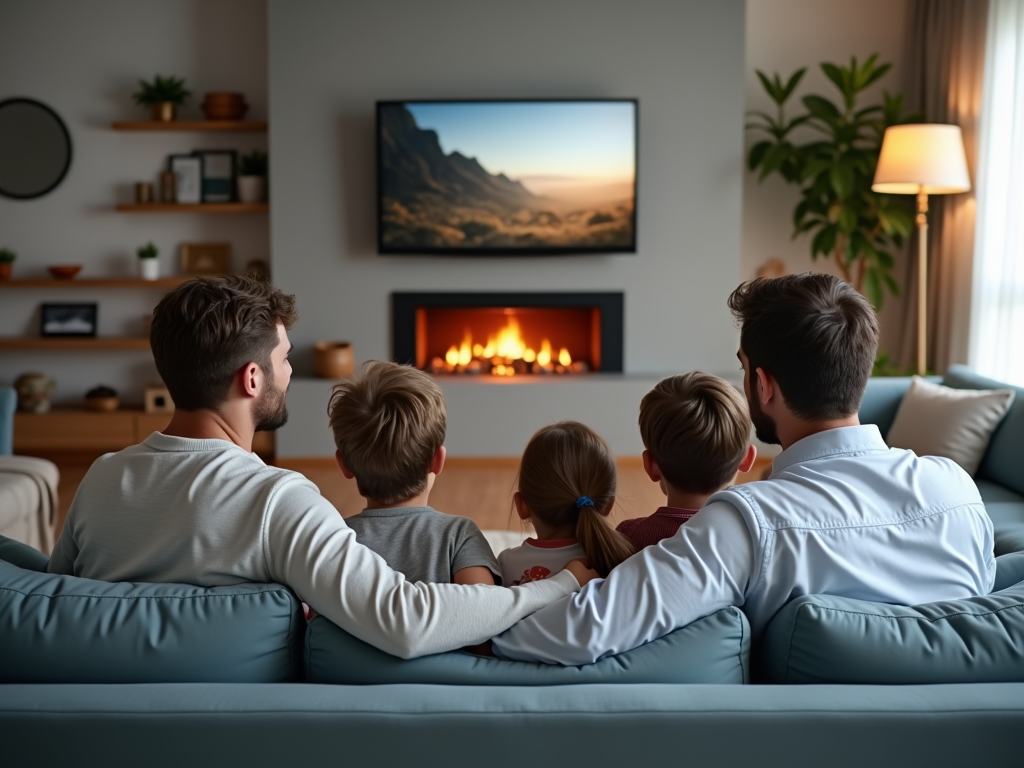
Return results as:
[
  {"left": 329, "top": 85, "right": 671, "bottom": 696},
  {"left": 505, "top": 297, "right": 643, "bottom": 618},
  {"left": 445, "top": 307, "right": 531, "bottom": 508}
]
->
[{"left": 376, "top": 97, "right": 639, "bottom": 257}]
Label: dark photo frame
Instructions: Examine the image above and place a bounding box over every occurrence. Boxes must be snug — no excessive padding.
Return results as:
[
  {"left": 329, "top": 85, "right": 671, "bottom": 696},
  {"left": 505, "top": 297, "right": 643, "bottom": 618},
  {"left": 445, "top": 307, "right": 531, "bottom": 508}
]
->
[
  {"left": 40, "top": 303, "right": 97, "bottom": 337},
  {"left": 193, "top": 149, "right": 237, "bottom": 203}
]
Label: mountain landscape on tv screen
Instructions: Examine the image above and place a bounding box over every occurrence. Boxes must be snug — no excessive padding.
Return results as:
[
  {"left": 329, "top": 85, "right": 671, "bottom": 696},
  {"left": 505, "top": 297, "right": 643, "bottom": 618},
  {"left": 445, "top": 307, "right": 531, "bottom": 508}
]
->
[{"left": 379, "top": 104, "right": 635, "bottom": 251}]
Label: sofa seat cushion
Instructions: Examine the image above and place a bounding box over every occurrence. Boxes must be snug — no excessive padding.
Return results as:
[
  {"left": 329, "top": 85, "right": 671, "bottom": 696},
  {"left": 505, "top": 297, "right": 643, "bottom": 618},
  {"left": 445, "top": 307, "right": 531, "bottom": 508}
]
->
[
  {"left": 759, "top": 555, "right": 1024, "bottom": 684},
  {"left": 0, "top": 555, "right": 304, "bottom": 683},
  {"left": 306, "top": 606, "right": 750, "bottom": 684}
]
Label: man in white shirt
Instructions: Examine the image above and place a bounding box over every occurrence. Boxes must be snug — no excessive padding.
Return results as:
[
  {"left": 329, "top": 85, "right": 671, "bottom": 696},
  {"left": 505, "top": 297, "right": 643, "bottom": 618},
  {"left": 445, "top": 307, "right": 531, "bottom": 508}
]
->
[
  {"left": 48, "top": 276, "right": 594, "bottom": 659},
  {"left": 492, "top": 273, "right": 995, "bottom": 665}
]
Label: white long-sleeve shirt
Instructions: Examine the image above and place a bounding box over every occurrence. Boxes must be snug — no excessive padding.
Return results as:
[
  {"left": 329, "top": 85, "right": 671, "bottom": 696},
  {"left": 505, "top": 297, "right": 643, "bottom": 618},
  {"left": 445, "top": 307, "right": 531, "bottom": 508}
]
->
[
  {"left": 492, "top": 425, "right": 996, "bottom": 665},
  {"left": 47, "top": 433, "right": 578, "bottom": 659}
]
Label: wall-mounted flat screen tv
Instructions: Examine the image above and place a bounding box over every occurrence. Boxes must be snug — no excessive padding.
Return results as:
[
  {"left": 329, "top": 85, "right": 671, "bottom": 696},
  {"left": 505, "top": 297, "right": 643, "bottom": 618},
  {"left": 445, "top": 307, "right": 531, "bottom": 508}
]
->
[{"left": 377, "top": 99, "right": 638, "bottom": 256}]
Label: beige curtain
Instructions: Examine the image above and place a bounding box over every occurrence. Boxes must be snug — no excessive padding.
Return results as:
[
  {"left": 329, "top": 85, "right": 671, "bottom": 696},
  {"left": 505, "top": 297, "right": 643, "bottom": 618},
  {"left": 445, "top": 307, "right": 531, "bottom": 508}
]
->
[{"left": 890, "top": 0, "right": 988, "bottom": 372}]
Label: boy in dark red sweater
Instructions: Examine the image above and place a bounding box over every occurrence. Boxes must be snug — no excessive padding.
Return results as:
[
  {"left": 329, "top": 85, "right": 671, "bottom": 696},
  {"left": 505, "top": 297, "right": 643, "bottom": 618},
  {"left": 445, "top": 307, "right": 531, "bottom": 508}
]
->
[{"left": 617, "top": 372, "right": 756, "bottom": 550}]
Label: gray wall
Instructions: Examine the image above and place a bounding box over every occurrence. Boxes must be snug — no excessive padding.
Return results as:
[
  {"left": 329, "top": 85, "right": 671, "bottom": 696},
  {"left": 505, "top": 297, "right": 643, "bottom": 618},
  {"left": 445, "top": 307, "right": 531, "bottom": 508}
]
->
[
  {"left": 0, "top": 0, "right": 268, "bottom": 403},
  {"left": 268, "top": 0, "right": 747, "bottom": 380}
]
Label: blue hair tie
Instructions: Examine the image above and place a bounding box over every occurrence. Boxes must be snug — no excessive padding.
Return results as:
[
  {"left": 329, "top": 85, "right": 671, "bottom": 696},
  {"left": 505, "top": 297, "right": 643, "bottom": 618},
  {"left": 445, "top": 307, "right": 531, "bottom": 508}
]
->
[{"left": 576, "top": 495, "right": 595, "bottom": 510}]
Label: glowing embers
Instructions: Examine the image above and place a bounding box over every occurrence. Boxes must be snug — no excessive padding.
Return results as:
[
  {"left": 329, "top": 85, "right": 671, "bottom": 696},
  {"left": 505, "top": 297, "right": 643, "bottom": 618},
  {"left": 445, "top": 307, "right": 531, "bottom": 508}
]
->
[{"left": 417, "top": 306, "right": 600, "bottom": 376}]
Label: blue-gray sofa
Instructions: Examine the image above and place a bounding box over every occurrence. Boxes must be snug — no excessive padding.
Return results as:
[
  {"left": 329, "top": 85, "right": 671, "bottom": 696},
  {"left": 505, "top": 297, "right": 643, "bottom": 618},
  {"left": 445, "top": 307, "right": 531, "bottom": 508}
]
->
[{"left": 1, "top": 365, "right": 1022, "bottom": 767}]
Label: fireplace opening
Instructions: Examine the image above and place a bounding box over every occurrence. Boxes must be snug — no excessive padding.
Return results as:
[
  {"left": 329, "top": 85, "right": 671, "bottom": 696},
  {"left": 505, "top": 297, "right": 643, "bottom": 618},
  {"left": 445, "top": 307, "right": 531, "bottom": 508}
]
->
[{"left": 393, "top": 292, "right": 623, "bottom": 376}]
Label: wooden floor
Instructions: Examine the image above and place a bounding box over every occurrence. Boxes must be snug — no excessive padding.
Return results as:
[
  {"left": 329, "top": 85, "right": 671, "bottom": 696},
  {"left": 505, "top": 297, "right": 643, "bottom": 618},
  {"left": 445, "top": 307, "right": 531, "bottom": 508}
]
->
[{"left": 49, "top": 453, "right": 772, "bottom": 539}]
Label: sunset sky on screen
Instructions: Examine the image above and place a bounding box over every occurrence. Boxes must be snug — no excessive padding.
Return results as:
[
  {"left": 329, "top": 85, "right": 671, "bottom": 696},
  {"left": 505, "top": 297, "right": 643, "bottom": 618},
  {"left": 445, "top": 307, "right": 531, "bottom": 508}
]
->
[{"left": 404, "top": 101, "right": 636, "bottom": 185}]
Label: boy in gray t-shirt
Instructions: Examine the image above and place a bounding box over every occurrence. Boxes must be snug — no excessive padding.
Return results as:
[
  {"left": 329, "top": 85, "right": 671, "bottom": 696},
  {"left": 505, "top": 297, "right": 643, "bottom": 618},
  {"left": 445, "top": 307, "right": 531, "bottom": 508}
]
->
[
  {"left": 345, "top": 507, "right": 498, "bottom": 584},
  {"left": 328, "top": 361, "right": 498, "bottom": 585}
]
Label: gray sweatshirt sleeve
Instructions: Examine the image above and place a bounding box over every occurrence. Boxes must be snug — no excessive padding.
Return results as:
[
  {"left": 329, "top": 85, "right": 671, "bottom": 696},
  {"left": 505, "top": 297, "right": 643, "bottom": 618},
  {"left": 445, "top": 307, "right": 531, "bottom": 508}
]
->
[{"left": 262, "top": 477, "right": 580, "bottom": 659}]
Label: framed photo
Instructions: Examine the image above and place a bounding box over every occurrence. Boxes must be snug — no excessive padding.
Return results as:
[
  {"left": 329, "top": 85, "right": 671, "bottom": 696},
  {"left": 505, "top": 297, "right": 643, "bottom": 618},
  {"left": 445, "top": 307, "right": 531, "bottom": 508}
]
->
[
  {"left": 193, "top": 150, "right": 236, "bottom": 203},
  {"left": 181, "top": 242, "right": 232, "bottom": 275},
  {"left": 40, "top": 303, "right": 97, "bottom": 337},
  {"left": 168, "top": 154, "right": 201, "bottom": 204}
]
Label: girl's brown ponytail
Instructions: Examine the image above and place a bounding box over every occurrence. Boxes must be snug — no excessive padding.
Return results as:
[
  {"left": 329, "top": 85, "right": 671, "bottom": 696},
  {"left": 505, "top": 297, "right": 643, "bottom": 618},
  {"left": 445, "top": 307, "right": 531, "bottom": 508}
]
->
[
  {"left": 575, "top": 502, "right": 635, "bottom": 577},
  {"left": 517, "top": 421, "right": 635, "bottom": 577}
]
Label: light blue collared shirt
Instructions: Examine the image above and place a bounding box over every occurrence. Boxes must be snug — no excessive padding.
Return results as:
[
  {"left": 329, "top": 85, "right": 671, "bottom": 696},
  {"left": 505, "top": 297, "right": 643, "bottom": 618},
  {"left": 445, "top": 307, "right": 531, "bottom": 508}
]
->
[{"left": 492, "top": 425, "right": 996, "bottom": 665}]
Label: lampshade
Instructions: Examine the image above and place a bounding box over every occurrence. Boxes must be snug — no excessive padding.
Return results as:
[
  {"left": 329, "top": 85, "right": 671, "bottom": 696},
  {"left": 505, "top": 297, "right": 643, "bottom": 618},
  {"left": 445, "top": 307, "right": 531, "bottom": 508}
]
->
[{"left": 872, "top": 124, "right": 971, "bottom": 195}]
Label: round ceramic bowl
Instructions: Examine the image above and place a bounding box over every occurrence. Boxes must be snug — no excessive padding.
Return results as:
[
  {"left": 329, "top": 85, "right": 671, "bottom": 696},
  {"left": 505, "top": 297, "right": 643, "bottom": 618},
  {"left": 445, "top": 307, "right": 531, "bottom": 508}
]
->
[
  {"left": 84, "top": 396, "right": 119, "bottom": 412},
  {"left": 48, "top": 265, "right": 82, "bottom": 280}
]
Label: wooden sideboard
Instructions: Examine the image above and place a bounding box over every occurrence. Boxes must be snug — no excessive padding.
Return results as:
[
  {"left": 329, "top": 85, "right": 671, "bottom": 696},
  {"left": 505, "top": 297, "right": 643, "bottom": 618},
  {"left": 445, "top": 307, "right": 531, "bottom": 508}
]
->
[{"left": 14, "top": 409, "right": 274, "bottom": 456}]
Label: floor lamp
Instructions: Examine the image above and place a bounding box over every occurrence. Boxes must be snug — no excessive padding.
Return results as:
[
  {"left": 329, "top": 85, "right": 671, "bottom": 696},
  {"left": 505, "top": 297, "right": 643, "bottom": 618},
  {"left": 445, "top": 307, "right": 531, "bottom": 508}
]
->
[{"left": 872, "top": 124, "right": 971, "bottom": 376}]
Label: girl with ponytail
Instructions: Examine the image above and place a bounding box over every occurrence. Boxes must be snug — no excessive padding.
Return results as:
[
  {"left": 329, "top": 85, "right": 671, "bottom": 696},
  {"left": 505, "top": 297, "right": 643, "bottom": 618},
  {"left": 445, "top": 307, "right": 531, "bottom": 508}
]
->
[{"left": 498, "top": 421, "right": 635, "bottom": 584}]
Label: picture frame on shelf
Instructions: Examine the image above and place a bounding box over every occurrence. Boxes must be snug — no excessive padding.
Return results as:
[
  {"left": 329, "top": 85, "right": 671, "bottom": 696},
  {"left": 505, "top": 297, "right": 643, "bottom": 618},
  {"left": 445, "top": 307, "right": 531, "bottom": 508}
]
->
[
  {"left": 168, "top": 154, "right": 201, "bottom": 204},
  {"left": 181, "top": 242, "right": 232, "bottom": 275},
  {"left": 40, "top": 303, "right": 98, "bottom": 337},
  {"left": 193, "top": 149, "right": 236, "bottom": 203}
]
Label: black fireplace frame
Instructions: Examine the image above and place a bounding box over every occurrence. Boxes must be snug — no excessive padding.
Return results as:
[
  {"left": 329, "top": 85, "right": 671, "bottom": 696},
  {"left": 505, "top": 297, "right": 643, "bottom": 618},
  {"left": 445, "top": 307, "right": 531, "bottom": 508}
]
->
[{"left": 392, "top": 292, "right": 624, "bottom": 373}]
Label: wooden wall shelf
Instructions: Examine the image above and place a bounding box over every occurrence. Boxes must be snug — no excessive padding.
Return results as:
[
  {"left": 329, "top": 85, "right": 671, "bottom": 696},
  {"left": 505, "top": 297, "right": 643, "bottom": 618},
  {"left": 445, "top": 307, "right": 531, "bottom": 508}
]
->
[
  {"left": 0, "top": 278, "right": 190, "bottom": 289},
  {"left": 115, "top": 203, "right": 268, "bottom": 213},
  {"left": 0, "top": 337, "right": 150, "bottom": 351},
  {"left": 111, "top": 120, "right": 267, "bottom": 132}
]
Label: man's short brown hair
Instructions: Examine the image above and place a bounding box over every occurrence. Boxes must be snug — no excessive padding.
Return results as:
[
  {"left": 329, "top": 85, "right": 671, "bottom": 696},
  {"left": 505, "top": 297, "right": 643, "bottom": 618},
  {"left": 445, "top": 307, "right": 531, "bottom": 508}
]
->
[
  {"left": 639, "top": 372, "right": 751, "bottom": 494},
  {"left": 328, "top": 361, "right": 446, "bottom": 506},
  {"left": 150, "top": 276, "right": 297, "bottom": 411},
  {"left": 728, "top": 273, "right": 878, "bottom": 420}
]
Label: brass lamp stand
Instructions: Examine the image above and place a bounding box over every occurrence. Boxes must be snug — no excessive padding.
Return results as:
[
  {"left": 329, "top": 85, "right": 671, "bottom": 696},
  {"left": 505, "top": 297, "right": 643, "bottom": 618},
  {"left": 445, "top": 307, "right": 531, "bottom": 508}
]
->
[{"left": 872, "top": 124, "right": 971, "bottom": 376}]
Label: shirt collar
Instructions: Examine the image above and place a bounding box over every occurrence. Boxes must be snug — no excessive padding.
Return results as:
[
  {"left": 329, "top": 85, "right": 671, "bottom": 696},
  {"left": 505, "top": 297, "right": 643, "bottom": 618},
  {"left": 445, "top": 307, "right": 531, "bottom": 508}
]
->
[{"left": 770, "top": 424, "right": 888, "bottom": 476}]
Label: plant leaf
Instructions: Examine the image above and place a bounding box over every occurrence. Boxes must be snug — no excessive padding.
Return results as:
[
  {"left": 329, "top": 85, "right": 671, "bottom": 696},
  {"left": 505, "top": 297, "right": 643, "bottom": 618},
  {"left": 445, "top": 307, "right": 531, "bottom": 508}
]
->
[
  {"left": 756, "top": 70, "right": 782, "bottom": 103},
  {"left": 821, "top": 63, "right": 845, "bottom": 93},
  {"left": 864, "top": 268, "right": 883, "bottom": 308},
  {"left": 830, "top": 161, "right": 855, "bottom": 198},
  {"left": 782, "top": 68, "right": 807, "bottom": 100},
  {"left": 802, "top": 95, "right": 842, "bottom": 124},
  {"left": 811, "top": 224, "right": 838, "bottom": 257},
  {"left": 748, "top": 140, "right": 773, "bottom": 170}
]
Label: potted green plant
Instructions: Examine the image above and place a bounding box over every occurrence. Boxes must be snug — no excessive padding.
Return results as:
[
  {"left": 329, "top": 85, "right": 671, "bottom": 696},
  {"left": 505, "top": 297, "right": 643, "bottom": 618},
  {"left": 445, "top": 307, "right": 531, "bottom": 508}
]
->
[
  {"left": 137, "top": 242, "right": 159, "bottom": 281},
  {"left": 237, "top": 150, "right": 268, "bottom": 203},
  {"left": 746, "top": 55, "right": 922, "bottom": 308},
  {"left": 0, "top": 247, "right": 15, "bottom": 280},
  {"left": 133, "top": 75, "right": 192, "bottom": 122}
]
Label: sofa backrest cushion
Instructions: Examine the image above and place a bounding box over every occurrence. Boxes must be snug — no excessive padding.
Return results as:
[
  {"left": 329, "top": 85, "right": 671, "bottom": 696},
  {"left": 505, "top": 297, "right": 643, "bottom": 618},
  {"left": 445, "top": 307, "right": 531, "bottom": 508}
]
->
[
  {"left": 307, "top": 606, "right": 750, "bottom": 685},
  {"left": 857, "top": 376, "right": 916, "bottom": 436},
  {"left": 0, "top": 555, "right": 304, "bottom": 683},
  {"left": 944, "top": 364, "right": 1024, "bottom": 496},
  {"left": 759, "top": 555, "right": 1024, "bottom": 684},
  {"left": 0, "top": 535, "right": 48, "bottom": 571}
]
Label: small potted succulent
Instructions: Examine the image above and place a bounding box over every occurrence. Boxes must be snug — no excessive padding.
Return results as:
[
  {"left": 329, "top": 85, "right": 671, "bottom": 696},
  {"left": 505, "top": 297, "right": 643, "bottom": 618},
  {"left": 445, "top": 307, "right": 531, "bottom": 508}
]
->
[
  {"left": 133, "top": 75, "right": 192, "bottom": 122},
  {"left": 0, "top": 247, "right": 15, "bottom": 280},
  {"left": 237, "top": 150, "right": 268, "bottom": 203},
  {"left": 137, "top": 242, "right": 160, "bottom": 280}
]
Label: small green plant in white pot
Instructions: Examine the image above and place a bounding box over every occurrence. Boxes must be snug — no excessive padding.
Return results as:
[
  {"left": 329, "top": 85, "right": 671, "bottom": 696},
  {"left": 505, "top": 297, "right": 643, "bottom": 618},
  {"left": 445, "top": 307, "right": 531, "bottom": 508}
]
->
[
  {"left": 137, "top": 242, "right": 159, "bottom": 280},
  {"left": 237, "top": 150, "right": 268, "bottom": 203}
]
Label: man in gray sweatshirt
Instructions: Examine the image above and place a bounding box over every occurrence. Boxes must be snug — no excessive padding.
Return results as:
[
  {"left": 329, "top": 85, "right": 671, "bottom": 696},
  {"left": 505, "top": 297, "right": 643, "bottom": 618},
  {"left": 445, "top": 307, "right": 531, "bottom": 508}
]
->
[{"left": 47, "top": 275, "right": 592, "bottom": 659}]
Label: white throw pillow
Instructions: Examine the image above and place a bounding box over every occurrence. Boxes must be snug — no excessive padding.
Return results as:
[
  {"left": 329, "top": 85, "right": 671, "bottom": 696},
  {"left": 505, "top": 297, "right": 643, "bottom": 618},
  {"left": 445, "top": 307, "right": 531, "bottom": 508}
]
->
[{"left": 886, "top": 376, "right": 1015, "bottom": 476}]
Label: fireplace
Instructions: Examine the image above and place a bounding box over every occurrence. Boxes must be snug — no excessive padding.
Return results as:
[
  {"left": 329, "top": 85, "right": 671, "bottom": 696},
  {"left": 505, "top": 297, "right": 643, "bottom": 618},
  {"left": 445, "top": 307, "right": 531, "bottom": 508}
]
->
[{"left": 393, "top": 292, "right": 624, "bottom": 376}]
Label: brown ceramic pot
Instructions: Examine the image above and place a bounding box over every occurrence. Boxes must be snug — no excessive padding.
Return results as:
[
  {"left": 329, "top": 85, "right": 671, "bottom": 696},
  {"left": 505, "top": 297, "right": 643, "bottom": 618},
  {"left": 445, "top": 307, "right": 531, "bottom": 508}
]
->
[
  {"left": 313, "top": 342, "right": 355, "bottom": 379},
  {"left": 201, "top": 92, "right": 249, "bottom": 121}
]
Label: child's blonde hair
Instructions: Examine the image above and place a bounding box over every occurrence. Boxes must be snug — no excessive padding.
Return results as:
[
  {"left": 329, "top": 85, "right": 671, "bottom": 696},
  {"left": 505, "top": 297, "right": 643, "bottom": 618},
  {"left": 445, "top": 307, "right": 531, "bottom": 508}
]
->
[
  {"left": 517, "top": 421, "right": 635, "bottom": 577},
  {"left": 639, "top": 372, "right": 751, "bottom": 494},
  {"left": 328, "top": 360, "right": 446, "bottom": 506}
]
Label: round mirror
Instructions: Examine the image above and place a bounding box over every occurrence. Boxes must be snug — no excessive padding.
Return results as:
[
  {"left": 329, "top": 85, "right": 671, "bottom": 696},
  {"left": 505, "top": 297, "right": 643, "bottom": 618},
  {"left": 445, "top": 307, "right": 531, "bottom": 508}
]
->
[{"left": 0, "top": 98, "right": 73, "bottom": 200}]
